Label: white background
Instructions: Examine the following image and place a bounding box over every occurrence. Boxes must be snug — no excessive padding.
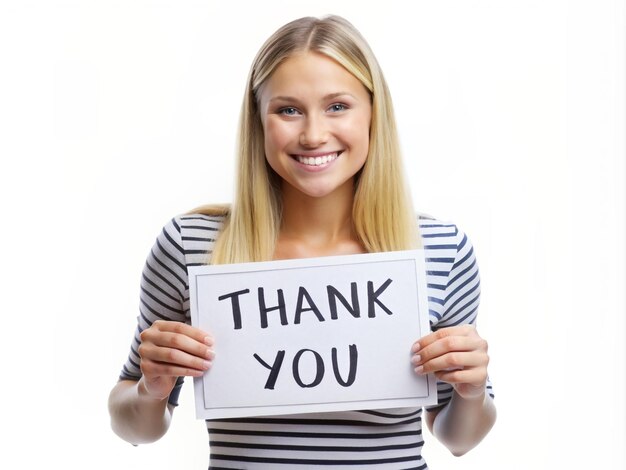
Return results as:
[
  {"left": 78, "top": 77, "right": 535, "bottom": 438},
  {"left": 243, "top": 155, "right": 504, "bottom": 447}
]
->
[{"left": 1, "top": 1, "right": 624, "bottom": 469}]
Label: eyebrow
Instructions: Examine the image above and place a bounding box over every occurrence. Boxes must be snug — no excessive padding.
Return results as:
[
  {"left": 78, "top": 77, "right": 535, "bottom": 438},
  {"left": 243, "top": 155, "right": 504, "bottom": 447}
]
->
[{"left": 268, "top": 92, "right": 356, "bottom": 103}]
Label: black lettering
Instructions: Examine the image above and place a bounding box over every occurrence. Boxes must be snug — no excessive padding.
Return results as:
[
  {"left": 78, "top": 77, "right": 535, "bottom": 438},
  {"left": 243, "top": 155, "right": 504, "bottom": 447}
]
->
[
  {"left": 331, "top": 344, "right": 358, "bottom": 387},
  {"left": 217, "top": 289, "right": 250, "bottom": 330},
  {"left": 367, "top": 278, "right": 393, "bottom": 317},
  {"left": 258, "top": 287, "right": 288, "bottom": 329},
  {"left": 292, "top": 349, "right": 325, "bottom": 388},
  {"left": 327, "top": 283, "right": 360, "bottom": 320},
  {"left": 253, "top": 350, "right": 285, "bottom": 390},
  {"left": 294, "top": 287, "right": 325, "bottom": 324}
]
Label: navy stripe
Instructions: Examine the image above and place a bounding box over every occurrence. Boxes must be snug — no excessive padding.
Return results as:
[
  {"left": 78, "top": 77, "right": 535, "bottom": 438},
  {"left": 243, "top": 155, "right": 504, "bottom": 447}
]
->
[
  {"left": 144, "top": 260, "right": 184, "bottom": 300},
  {"left": 446, "top": 283, "right": 480, "bottom": 314},
  {"left": 139, "top": 296, "right": 184, "bottom": 321},
  {"left": 358, "top": 409, "right": 422, "bottom": 419},
  {"left": 429, "top": 309, "right": 442, "bottom": 321},
  {"left": 209, "top": 440, "right": 424, "bottom": 452},
  {"left": 180, "top": 224, "right": 219, "bottom": 231},
  {"left": 140, "top": 286, "right": 184, "bottom": 317},
  {"left": 427, "top": 283, "right": 446, "bottom": 291},
  {"left": 423, "top": 243, "right": 457, "bottom": 250},
  {"left": 181, "top": 236, "right": 213, "bottom": 242},
  {"left": 127, "top": 355, "right": 140, "bottom": 371},
  {"left": 419, "top": 223, "right": 455, "bottom": 228},
  {"left": 138, "top": 307, "right": 169, "bottom": 324},
  {"left": 421, "top": 232, "right": 454, "bottom": 238},
  {"left": 150, "top": 250, "right": 186, "bottom": 294},
  {"left": 158, "top": 236, "right": 185, "bottom": 269},
  {"left": 181, "top": 215, "right": 223, "bottom": 222},
  {"left": 211, "top": 453, "right": 424, "bottom": 466},
  {"left": 185, "top": 248, "right": 213, "bottom": 255},
  {"left": 427, "top": 270, "right": 448, "bottom": 276},
  {"left": 445, "top": 305, "right": 479, "bottom": 327},
  {"left": 445, "top": 269, "right": 479, "bottom": 304},
  {"left": 141, "top": 273, "right": 180, "bottom": 304},
  {"left": 206, "top": 428, "right": 422, "bottom": 440},
  {"left": 425, "top": 257, "right": 455, "bottom": 263},
  {"left": 213, "top": 416, "right": 422, "bottom": 427},
  {"left": 448, "top": 258, "right": 477, "bottom": 286},
  {"left": 428, "top": 296, "right": 445, "bottom": 306}
]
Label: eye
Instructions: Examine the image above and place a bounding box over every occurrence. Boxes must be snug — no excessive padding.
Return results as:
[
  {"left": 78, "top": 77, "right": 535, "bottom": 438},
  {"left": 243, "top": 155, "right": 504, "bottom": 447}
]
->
[
  {"left": 328, "top": 103, "right": 348, "bottom": 113},
  {"left": 278, "top": 107, "right": 300, "bottom": 116}
]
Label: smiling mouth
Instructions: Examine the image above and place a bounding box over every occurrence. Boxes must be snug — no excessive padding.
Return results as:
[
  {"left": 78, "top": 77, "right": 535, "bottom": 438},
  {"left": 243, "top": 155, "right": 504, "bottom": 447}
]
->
[{"left": 292, "top": 151, "right": 342, "bottom": 166}]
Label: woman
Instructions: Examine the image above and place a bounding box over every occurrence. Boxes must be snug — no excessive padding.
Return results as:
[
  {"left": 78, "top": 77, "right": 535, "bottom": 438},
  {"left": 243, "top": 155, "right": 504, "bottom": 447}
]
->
[{"left": 109, "top": 15, "right": 496, "bottom": 469}]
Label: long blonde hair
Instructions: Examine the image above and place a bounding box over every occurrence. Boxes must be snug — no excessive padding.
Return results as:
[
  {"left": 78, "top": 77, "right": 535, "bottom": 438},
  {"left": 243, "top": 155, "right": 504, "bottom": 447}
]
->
[{"left": 194, "top": 15, "right": 420, "bottom": 264}]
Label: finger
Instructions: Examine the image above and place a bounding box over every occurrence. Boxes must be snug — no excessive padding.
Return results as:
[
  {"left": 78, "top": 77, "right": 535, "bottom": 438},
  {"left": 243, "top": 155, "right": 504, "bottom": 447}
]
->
[
  {"left": 141, "top": 357, "right": 208, "bottom": 378},
  {"left": 411, "top": 324, "right": 476, "bottom": 353},
  {"left": 138, "top": 342, "right": 213, "bottom": 371},
  {"left": 414, "top": 335, "right": 484, "bottom": 366},
  {"left": 151, "top": 320, "right": 214, "bottom": 346},
  {"left": 141, "top": 322, "right": 214, "bottom": 360},
  {"left": 150, "top": 330, "right": 214, "bottom": 360},
  {"left": 413, "top": 351, "right": 487, "bottom": 375},
  {"left": 434, "top": 367, "right": 488, "bottom": 388}
]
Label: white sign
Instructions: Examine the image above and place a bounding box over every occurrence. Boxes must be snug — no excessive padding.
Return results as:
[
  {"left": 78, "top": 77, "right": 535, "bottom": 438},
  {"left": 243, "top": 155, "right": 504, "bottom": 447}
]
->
[{"left": 189, "top": 250, "right": 437, "bottom": 419}]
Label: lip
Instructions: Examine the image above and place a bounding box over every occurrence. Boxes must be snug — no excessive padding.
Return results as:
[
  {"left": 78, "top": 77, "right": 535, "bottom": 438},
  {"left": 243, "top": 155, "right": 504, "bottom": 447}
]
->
[
  {"left": 290, "top": 150, "right": 343, "bottom": 171},
  {"left": 290, "top": 150, "right": 343, "bottom": 158}
]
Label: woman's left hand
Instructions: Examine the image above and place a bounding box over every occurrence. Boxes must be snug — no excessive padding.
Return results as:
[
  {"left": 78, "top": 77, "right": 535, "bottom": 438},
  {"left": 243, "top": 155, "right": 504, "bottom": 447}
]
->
[{"left": 411, "top": 324, "right": 489, "bottom": 400}]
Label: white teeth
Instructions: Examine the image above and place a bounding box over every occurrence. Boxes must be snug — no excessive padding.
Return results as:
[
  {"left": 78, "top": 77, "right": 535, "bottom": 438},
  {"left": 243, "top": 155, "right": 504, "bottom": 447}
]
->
[{"left": 296, "top": 152, "right": 338, "bottom": 166}]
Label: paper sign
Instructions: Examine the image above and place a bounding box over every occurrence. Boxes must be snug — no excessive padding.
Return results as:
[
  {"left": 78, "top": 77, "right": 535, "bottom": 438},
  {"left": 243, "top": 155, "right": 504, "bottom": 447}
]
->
[{"left": 188, "top": 250, "right": 437, "bottom": 419}]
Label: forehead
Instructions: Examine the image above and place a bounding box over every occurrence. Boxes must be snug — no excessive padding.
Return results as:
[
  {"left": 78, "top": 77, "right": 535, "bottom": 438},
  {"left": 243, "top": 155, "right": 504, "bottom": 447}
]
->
[{"left": 260, "top": 51, "right": 368, "bottom": 99}]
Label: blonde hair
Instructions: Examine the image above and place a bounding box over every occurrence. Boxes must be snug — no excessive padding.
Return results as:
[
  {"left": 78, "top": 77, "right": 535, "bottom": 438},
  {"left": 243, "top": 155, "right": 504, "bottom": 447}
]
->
[{"left": 194, "top": 15, "right": 420, "bottom": 264}]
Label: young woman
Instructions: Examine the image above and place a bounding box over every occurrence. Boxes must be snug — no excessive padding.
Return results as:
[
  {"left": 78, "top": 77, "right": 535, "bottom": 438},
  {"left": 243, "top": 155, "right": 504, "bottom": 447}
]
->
[{"left": 109, "top": 15, "right": 496, "bottom": 469}]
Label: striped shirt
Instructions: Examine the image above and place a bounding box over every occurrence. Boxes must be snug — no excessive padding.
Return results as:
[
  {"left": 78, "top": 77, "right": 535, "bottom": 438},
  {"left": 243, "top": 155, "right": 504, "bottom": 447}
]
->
[{"left": 120, "top": 213, "right": 494, "bottom": 469}]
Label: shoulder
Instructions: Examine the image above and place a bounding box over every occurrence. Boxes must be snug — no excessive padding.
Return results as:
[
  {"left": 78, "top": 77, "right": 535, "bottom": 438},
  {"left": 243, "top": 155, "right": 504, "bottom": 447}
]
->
[
  {"left": 157, "top": 213, "right": 226, "bottom": 238},
  {"left": 175, "top": 213, "right": 226, "bottom": 233},
  {"left": 169, "top": 213, "right": 227, "bottom": 267},
  {"left": 419, "top": 214, "right": 481, "bottom": 327},
  {"left": 417, "top": 212, "right": 465, "bottom": 248},
  {"left": 417, "top": 213, "right": 479, "bottom": 290}
]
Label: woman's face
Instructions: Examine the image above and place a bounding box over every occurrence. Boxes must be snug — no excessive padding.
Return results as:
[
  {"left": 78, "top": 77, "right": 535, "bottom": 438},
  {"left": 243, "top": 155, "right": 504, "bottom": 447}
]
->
[{"left": 258, "top": 51, "right": 372, "bottom": 199}]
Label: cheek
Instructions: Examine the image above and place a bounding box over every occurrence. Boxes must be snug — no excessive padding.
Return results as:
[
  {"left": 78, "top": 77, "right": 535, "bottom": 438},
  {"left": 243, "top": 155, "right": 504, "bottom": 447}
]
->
[
  {"left": 340, "top": 116, "right": 371, "bottom": 152},
  {"left": 263, "top": 119, "right": 290, "bottom": 155}
]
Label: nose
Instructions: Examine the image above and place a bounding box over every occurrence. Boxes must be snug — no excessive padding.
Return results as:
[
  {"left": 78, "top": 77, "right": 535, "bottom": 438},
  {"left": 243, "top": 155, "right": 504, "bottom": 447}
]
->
[{"left": 299, "top": 114, "right": 328, "bottom": 148}]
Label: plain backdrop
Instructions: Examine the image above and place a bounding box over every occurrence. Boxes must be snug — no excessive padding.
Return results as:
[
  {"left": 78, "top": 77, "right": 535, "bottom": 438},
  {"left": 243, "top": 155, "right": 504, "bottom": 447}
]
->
[{"left": 1, "top": 1, "right": 624, "bottom": 469}]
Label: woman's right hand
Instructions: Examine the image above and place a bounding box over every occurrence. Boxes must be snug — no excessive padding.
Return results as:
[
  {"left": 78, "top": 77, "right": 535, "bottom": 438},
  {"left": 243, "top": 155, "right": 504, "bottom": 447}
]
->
[{"left": 138, "top": 320, "right": 215, "bottom": 400}]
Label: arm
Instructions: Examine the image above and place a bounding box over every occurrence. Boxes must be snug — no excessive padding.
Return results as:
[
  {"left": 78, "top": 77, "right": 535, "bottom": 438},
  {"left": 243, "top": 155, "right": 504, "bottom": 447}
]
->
[
  {"left": 109, "top": 218, "right": 213, "bottom": 445},
  {"left": 412, "top": 224, "right": 496, "bottom": 455},
  {"left": 108, "top": 320, "right": 214, "bottom": 445},
  {"left": 108, "top": 378, "right": 174, "bottom": 445},
  {"left": 425, "top": 387, "right": 496, "bottom": 457},
  {"left": 412, "top": 325, "right": 496, "bottom": 456}
]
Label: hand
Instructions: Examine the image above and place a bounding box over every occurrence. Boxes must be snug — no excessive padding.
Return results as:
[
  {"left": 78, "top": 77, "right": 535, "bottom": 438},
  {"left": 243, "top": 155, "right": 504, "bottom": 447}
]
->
[
  {"left": 411, "top": 324, "right": 489, "bottom": 400},
  {"left": 138, "top": 320, "right": 214, "bottom": 400}
]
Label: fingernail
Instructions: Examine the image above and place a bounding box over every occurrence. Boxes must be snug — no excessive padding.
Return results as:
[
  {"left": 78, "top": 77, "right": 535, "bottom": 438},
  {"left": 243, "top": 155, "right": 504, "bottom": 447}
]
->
[
  {"left": 411, "top": 354, "right": 421, "bottom": 365},
  {"left": 204, "top": 336, "right": 213, "bottom": 346},
  {"left": 414, "top": 365, "right": 424, "bottom": 375},
  {"left": 203, "top": 360, "right": 212, "bottom": 370},
  {"left": 411, "top": 343, "right": 420, "bottom": 353}
]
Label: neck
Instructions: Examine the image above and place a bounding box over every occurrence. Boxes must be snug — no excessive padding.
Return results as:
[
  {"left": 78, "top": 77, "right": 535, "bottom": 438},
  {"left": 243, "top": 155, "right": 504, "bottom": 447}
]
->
[{"left": 276, "top": 180, "right": 364, "bottom": 258}]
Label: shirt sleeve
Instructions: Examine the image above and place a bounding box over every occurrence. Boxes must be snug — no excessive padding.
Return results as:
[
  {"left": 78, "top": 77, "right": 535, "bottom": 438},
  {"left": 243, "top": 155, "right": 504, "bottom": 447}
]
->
[
  {"left": 425, "top": 225, "right": 494, "bottom": 411},
  {"left": 118, "top": 217, "right": 189, "bottom": 406}
]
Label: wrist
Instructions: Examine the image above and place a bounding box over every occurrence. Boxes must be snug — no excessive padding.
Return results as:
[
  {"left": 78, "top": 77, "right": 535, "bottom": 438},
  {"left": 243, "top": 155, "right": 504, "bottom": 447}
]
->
[
  {"left": 137, "top": 377, "right": 169, "bottom": 403},
  {"left": 453, "top": 383, "right": 487, "bottom": 403}
]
